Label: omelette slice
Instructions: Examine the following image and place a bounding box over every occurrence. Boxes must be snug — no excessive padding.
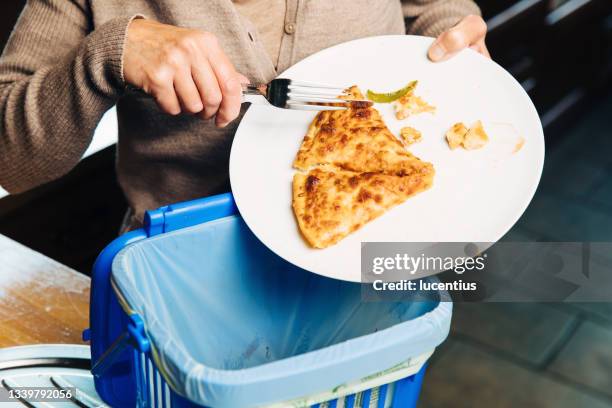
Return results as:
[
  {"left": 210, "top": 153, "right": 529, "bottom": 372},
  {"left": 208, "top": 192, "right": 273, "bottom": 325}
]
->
[
  {"left": 292, "top": 85, "right": 434, "bottom": 249},
  {"left": 293, "top": 86, "right": 424, "bottom": 175},
  {"left": 293, "top": 166, "right": 433, "bottom": 248}
]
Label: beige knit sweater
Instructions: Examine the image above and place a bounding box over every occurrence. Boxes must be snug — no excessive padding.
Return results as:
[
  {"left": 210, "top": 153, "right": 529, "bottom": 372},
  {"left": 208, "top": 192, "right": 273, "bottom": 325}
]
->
[{"left": 0, "top": 0, "right": 480, "bottom": 228}]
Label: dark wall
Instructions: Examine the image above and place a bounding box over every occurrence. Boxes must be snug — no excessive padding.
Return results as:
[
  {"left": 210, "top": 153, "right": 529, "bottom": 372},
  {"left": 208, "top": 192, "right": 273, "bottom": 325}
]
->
[
  {"left": 479, "top": 0, "right": 612, "bottom": 132},
  {"left": 0, "top": 1, "right": 25, "bottom": 46}
]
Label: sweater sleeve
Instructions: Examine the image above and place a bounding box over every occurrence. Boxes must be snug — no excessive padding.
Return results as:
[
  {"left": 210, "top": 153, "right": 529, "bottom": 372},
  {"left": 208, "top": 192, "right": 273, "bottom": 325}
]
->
[
  {"left": 401, "top": 0, "right": 481, "bottom": 37},
  {"left": 0, "top": 0, "right": 140, "bottom": 193}
]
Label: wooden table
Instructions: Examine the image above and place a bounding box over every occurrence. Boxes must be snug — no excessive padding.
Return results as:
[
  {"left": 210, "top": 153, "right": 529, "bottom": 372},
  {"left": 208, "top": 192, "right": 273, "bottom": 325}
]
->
[{"left": 0, "top": 234, "right": 89, "bottom": 347}]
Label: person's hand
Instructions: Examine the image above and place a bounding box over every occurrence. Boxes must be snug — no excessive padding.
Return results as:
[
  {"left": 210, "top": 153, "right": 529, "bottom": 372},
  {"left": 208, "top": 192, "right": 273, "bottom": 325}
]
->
[
  {"left": 428, "top": 15, "right": 490, "bottom": 62},
  {"left": 123, "top": 19, "right": 247, "bottom": 127}
]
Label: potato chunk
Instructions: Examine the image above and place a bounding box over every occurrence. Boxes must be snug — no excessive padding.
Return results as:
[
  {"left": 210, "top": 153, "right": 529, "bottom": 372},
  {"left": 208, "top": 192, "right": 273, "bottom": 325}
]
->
[
  {"left": 445, "top": 122, "right": 469, "bottom": 150},
  {"left": 463, "top": 120, "right": 489, "bottom": 150},
  {"left": 445, "top": 121, "right": 489, "bottom": 150},
  {"left": 393, "top": 94, "right": 436, "bottom": 120},
  {"left": 400, "top": 126, "right": 422, "bottom": 146}
]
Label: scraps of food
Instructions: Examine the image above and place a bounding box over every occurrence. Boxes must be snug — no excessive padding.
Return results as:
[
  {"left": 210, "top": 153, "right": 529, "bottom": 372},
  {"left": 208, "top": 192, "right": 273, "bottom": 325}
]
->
[
  {"left": 366, "top": 81, "right": 417, "bottom": 103},
  {"left": 400, "top": 126, "right": 422, "bottom": 146},
  {"left": 446, "top": 121, "right": 489, "bottom": 150}
]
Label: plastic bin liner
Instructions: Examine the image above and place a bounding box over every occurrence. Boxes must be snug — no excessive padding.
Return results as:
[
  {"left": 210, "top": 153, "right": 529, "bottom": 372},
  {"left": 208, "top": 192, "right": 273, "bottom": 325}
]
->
[{"left": 111, "top": 215, "right": 452, "bottom": 407}]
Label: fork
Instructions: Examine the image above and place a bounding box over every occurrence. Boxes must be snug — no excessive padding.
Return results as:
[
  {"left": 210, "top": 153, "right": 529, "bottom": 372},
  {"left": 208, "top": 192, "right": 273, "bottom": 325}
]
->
[{"left": 241, "top": 78, "right": 372, "bottom": 111}]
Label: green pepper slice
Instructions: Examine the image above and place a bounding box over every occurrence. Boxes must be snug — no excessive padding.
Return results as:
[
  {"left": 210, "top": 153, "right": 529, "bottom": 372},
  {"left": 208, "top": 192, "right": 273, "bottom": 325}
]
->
[{"left": 366, "top": 80, "right": 418, "bottom": 103}]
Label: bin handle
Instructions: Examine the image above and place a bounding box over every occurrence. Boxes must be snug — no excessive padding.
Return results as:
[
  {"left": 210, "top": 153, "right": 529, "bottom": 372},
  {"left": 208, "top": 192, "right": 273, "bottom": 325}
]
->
[
  {"left": 89, "top": 193, "right": 237, "bottom": 383},
  {"left": 144, "top": 192, "right": 237, "bottom": 236},
  {"left": 91, "top": 314, "right": 150, "bottom": 378}
]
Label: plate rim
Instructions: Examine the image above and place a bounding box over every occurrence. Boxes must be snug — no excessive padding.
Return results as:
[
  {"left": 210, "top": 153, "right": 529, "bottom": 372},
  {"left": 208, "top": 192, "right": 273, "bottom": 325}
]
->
[{"left": 230, "top": 34, "right": 545, "bottom": 282}]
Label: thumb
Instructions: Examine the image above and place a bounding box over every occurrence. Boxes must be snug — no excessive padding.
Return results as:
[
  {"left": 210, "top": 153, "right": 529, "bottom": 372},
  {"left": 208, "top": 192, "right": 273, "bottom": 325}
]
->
[{"left": 428, "top": 15, "right": 487, "bottom": 62}]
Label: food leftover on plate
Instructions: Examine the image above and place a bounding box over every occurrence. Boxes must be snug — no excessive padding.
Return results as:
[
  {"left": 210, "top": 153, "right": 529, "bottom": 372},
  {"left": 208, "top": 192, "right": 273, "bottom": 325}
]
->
[
  {"left": 292, "top": 86, "right": 434, "bottom": 248},
  {"left": 446, "top": 120, "right": 489, "bottom": 150}
]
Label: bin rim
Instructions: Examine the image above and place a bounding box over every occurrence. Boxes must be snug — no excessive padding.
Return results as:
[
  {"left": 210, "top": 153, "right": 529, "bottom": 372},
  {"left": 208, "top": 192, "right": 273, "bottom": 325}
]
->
[{"left": 111, "top": 261, "right": 451, "bottom": 383}]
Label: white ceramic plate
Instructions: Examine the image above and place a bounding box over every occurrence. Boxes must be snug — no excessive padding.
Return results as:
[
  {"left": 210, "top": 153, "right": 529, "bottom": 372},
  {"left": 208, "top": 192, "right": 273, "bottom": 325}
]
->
[{"left": 230, "top": 35, "right": 544, "bottom": 282}]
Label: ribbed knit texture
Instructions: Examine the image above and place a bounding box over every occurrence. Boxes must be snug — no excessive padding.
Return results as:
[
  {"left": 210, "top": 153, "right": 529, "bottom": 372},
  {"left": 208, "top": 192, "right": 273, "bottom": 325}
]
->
[
  {"left": 0, "top": 1, "right": 140, "bottom": 192},
  {"left": 403, "top": 0, "right": 481, "bottom": 37},
  {"left": 0, "top": 0, "right": 479, "bottom": 229}
]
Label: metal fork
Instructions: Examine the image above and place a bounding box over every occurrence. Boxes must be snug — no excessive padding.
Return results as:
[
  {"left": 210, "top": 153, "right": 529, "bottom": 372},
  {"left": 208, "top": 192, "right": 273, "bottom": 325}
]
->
[{"left": 241, "top": 78, "right": 372, "bottom": 111}]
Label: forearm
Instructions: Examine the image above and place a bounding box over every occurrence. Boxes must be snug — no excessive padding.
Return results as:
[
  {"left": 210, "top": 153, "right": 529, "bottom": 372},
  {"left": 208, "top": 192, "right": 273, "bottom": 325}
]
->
[
  {"left": 402, "top": 0, "right": 481, "bottom": 37},
  {"left": 0, "top": 1, "right": 138, "bottom": 193}
]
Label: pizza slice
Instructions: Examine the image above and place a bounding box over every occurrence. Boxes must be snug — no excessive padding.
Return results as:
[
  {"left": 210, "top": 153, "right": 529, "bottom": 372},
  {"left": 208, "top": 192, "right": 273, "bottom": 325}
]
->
[
  {"left": 293, "top": 165, "right": 433, "bottom": 248},
  {"left": 294, "top": 122, "right": 432, "bottom": 175},
  {"left": 293, "top": 86, "right": 421, "bottom": 174},
  {"left": 292, "top": 85, "right": 435, "bottom": 248}
]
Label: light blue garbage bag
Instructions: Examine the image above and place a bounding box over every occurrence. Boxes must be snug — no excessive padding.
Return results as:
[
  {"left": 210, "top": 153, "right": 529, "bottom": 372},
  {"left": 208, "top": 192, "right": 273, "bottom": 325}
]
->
[{"left": 111, "top": 215, "right": 452, "bottom": 407}]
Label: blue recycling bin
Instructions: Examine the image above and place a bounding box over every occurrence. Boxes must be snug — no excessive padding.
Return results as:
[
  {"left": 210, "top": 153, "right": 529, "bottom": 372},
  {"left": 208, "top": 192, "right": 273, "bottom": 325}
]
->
[{"left": 87, "top": 193, "right": 452, "bottom": 407}]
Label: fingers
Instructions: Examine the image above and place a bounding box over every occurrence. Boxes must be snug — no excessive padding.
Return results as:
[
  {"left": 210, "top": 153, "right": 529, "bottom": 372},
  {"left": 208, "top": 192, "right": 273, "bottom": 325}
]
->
[
  {"left": 215, "top": 75, "right": 242, "bottom": 128},
  {"left": 132, "top": 22, "right": 246, "bottom": 125},
  {"left": 191, "top": 60, "right": 222, "bottom": 120},
  {"left": 189, "top": 34, "right": 243, "bottom": 126},
  {"left": 143, "top": 38, "right": 200, "bottom": 117},
  {"left": 473, "top": 39, "right": 491, "bottom": 59},
  {"left": 174, "top": 67, "right": 204, "bottom": 114},
  {"left": 428, "top": 15, "right": 488, "bottom": 62},
  {"left": 204, "top": 40, "right": 243, "bottom": 127},
  {"left": 148, "top": 66, "right": 181, "bottom": 115}
]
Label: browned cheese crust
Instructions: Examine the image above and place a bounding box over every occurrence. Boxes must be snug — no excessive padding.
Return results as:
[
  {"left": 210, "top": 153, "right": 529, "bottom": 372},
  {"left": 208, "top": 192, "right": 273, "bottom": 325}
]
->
[
  {"left": 292, "top": 86, "right": 435, "bottom": 248},
  {"left": 293, "top": 166, "right": 433, "bottom": 248},
  {"left": 293, "top": 86, "right": 429, "bottom": 176}
]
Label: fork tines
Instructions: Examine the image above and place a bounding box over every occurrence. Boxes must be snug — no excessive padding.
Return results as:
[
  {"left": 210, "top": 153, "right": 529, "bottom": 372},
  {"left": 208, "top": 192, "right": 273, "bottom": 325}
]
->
[{"left": 285, "top": 80, "right": 370, "bottom": 111}]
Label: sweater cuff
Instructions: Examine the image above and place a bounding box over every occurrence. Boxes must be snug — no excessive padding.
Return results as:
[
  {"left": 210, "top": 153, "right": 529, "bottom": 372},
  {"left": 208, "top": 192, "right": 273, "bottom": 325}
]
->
[
  {"left": 407, "top": 1, "right": 481, "bottom": 38},
  {"left": 80, "top": 14, "right": 144, "bottom": 96}
]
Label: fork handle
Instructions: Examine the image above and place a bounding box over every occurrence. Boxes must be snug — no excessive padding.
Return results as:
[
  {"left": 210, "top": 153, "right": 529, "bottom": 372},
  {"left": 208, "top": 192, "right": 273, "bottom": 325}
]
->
[
  {"left": 241, "top": 83, "right": 265, "bottom": 95},
  {"left": 241, "top": 83, "right": 267, "bottom": 105}
]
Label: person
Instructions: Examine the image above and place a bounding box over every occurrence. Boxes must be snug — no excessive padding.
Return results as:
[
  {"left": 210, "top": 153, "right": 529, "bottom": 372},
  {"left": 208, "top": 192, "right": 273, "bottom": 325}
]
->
[{"left": 0, "top": 0, "right": 489, "bottom": 231}]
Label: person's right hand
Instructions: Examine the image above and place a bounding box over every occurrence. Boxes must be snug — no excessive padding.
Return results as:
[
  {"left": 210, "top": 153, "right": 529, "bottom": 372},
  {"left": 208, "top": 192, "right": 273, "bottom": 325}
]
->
[{"left": 123, "top": 19, "right": 247, "bottom": 127}]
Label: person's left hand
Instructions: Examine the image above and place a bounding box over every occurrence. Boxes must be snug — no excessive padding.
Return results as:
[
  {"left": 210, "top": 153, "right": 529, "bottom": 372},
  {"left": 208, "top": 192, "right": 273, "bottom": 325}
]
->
[{"left": 428, "top": 15, "right": 490, "bottom": 62}]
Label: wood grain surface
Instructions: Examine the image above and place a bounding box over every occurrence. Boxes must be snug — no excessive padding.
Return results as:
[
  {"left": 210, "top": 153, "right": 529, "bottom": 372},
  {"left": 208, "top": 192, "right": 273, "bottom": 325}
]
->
[{"left": 0, "top": 234, "right": 89, "bottom": 347}]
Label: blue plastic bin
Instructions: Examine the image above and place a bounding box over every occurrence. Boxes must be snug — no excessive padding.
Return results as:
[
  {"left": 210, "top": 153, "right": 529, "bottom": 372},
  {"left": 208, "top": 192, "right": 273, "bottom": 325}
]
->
[{"left": 87, "top": 193, "right": 452, "bottom": 408}]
